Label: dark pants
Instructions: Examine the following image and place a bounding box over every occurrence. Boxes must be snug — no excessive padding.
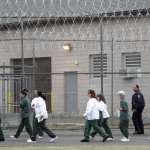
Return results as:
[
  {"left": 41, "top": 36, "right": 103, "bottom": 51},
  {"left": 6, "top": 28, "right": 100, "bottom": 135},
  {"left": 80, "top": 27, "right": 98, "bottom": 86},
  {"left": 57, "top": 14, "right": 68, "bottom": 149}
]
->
[
  {"left": 119, "top": 120, "right": 129, "bottom": 138},
  {"left": 32, "top": 119, "right": 56, "bottom": 141},
  {"left": 91, "top": 118, "right": 113, "bottom": 138},
  {"left": 0, "top": 119, "right": 4, "bottom": 141},
  {"left": 84, "top": 120, "right": 107, "bottom": 140},
  {"left": 132, "top": 110, "right": 144, "bottom": 133},
  {"left": 32, "top": 113, "right": 44, "bottom": 137},
  {"left": 15, "top": 118, "right": 33, "bottom": 139}
]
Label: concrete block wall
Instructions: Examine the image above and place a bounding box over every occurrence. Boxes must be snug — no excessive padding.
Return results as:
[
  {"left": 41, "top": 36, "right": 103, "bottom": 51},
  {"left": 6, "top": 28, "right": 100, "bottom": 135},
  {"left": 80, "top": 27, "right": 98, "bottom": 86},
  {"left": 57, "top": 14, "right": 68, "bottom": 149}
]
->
[{"left": 0, "top": 17, "right": 149, "bottom": 118}]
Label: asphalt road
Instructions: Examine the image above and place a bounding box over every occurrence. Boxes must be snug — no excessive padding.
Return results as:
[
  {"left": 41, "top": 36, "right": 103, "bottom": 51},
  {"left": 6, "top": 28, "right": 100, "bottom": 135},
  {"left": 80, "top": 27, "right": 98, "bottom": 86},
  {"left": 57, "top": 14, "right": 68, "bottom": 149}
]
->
[{"left": 0, "top": 129, "right": 150, "bottom": 147}]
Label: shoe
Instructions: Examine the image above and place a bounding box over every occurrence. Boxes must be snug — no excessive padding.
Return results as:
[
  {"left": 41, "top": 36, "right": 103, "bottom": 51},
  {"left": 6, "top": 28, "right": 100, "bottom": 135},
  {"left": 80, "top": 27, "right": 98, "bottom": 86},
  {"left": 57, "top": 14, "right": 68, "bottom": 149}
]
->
[
  {"left": 0, "top": 139, "right": 5, "bottom": 142},
  {"left": 121, "top": 136, "right": 126, "bottom": 140},
  {"left": 103, "top": 135, "right": 109, "bottom": 142},
  {"left": 138, "top": 132, "right": 144, "bottom": 135},
  {"left": 10, "top": 135, "right": 17, "bottom": 139},
  {"left": 121, "top": 137, "right": 130, "bottom": 142},
  {"left": 107, "top": 137, "right": 114, "bottom": 141},
  {"left": 50, "top": 136, "right": 58, "bottom": 143},
  {"left": 27, "top": 139, "right": 36, "bottom": 143},
  {"left": 38, "top": 136, "right": 43, "bottom": 139},
  {"left": 133, "top": 131, "right": 144, "bottom": 135},
  {"left": 133, "top": 131, "right": 138, "bottom": 135},
  {"left": 80, "top": 139, "right": 90, "bottom": 142},
  {"left": 89, "top": 136, "right": 94, "bottom": 141}
]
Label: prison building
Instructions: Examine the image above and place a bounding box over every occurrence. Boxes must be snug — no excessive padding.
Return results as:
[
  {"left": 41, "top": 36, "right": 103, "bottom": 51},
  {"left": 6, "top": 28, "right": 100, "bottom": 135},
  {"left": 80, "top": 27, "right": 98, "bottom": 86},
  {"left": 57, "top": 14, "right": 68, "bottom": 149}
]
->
[{"left": 0, "top": 0, "right": 150, "bottom": 119}]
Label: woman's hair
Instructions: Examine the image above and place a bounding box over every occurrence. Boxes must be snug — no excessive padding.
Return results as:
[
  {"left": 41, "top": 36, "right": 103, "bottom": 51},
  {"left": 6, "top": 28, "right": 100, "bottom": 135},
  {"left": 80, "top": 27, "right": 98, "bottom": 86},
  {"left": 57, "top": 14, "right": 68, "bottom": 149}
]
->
[
  {"left": 21, "top": 90, "right": 27, "bottom": 96},
  {"left": 97, "top": 94, "right": 106, "bottom": 104},
  {"left": 88, "top": 89, "right": 96, "bottom": 98},
  {"left": 136, "top": 84, "right": 140, "bottom": 89},
  {"left": 23, "top": 88, "right": 29, "bottom": 93},
  {"left": 37, "top": 91, "right": 46, "bottom": 100}
]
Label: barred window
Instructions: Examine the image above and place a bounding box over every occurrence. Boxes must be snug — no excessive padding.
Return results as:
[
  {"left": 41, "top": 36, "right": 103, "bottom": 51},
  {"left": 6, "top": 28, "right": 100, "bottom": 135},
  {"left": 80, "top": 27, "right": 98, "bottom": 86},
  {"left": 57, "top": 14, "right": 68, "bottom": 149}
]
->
[
  {"left": 122, "top": 52, "right": 141, "bottom": 68},
  {"left": 90, "top": 54, "right": 107, "bottom": 78}
]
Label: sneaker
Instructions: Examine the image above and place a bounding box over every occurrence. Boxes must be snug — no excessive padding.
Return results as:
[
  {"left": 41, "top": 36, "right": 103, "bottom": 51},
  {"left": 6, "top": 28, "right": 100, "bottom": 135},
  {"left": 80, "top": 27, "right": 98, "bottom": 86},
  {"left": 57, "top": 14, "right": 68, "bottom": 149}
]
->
[
  {"left": 89, "top": 136, "right": 94, "bottom": 141},
  {"left": 80, "top": 139, "right": 90, "bottom": 142},
  {"left": 121, "top": 136, "right": 126, "bottom": 140},
  {"left": 107, "top": 137, "right": 114, "bottom": 141},
  {"left": 27, "top": 139, "right": 36, "bottom": 143},
  {"left": 38, "top": 136, "right": 43, "bottom": 139},
  {"left": 103, "top": 135, "right": 109, "bottom": 142},
  {"left": 10, "top": 135, "right": 17, "bottom": 139},
  {"left": 121, "top": 137, "right": 130, "bottom": 142},
  {"left": 50, "top": 136, "right": 58, "bottom": 143}
]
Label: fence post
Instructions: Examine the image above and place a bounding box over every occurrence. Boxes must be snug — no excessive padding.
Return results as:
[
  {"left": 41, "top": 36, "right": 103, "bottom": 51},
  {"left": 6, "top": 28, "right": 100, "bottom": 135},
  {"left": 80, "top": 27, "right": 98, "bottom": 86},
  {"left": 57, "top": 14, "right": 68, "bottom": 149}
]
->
[
  {"left": 20, "top": 18, "right": 25, "bottom": 89},
  {"left": 100, "top": 19, "right": 104, "bottom": 94},
  {"left": 2, "top": 63, "right": 6, "bottom": 127},
  {"left": 111, "top": 36, "right": 114, "bottom": 125},
  {"left": 32, "top": 39, "right": 36, "bottom": 93}
]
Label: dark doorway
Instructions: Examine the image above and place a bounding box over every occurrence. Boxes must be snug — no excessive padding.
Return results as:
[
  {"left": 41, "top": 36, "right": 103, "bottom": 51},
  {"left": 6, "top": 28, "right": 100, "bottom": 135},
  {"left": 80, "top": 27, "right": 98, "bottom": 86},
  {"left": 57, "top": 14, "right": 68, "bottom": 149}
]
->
[{"left": 12, "top": 57, "right": 52, "bottom": 112}]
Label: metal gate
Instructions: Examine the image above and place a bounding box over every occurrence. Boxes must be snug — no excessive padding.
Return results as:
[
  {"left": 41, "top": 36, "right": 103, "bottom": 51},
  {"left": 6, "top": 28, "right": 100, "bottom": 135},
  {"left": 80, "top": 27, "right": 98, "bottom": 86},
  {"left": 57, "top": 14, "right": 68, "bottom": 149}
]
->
[{"left": 0, "top": 75, "right": 32, "bottom": 117}]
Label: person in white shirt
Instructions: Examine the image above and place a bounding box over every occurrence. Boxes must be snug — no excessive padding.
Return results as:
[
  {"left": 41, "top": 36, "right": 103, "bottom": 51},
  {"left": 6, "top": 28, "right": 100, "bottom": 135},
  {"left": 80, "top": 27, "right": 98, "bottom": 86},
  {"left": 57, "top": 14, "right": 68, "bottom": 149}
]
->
[
  {"left": 27, "top": 91, "right": 57, "bottom": 143},
  {"left": 90, "top": 94, "right": 113, "bottom": 140},
  {"left": 25, "top": 89, "right": 44, "bottom": 139},
  {"left": 80, "top": 89, "right": 109, "bottom": 143}
]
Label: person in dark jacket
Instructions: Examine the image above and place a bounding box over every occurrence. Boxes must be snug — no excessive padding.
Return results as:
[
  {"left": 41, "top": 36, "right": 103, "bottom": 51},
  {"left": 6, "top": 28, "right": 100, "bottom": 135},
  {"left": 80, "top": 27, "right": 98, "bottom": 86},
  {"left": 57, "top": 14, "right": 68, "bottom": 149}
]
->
[
  {"left": 10, "top": 90, "right": 34, "bottom": 142},
  {"left": 132, "top": 85, "right": 145, "bottom": 134}
]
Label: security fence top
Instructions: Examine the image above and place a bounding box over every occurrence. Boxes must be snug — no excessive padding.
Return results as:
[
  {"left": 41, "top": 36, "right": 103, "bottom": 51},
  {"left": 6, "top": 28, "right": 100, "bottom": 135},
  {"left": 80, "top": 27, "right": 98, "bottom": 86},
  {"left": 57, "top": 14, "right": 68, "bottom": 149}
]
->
[{"left": 0, "top": 0, "right": 150, "bottom": 18}]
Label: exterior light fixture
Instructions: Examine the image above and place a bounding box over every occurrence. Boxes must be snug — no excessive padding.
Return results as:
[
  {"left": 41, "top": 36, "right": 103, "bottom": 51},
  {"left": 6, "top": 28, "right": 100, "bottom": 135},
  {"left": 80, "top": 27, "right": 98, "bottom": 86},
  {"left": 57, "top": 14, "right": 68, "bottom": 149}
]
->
[
  {"left": 74, "top": 60, "right": 79, "bottom": 65},
  {"left": 63, "top": 43, "right": 72, "bottom": 51}
]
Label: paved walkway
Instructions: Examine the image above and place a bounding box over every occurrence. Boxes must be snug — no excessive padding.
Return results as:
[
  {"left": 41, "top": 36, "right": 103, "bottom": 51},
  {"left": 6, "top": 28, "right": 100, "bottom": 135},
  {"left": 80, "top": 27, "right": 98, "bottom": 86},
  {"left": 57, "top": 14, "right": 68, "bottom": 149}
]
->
[{"left": 0, "top": 129, "right": 150, "bottom": 147}]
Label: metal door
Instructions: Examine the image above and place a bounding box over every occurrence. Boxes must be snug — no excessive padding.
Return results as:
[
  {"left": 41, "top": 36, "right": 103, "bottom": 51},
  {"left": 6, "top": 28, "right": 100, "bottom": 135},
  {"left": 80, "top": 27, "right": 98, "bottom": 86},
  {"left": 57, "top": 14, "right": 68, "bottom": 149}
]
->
[{"left": 64, "top": 72, "right": 78, "bottom": 114}]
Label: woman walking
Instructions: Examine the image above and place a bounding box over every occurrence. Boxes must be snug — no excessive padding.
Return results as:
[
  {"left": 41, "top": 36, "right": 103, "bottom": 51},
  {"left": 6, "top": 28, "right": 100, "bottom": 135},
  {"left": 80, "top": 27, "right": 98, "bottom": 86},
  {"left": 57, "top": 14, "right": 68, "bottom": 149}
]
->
[
  {"left": 117, "top": 91, "right": 130, "bottom": 142},
  {"left": 0, "top": 118, "right": 5, "bottom": 142},
  {"left": 32, "top": 90, "right": 44, "bottom": 139},
  {"left": 90, "top": 94, "right": 113, "bottom": 140},
  {"left": 10, "top": 90, "right": 33, "bottom": 142},
  {"left": 28, "top": 91, "right": 57, "bottom": 143},
  {"left": 80, "top": 89, "right": 109, "bottom": 142}
]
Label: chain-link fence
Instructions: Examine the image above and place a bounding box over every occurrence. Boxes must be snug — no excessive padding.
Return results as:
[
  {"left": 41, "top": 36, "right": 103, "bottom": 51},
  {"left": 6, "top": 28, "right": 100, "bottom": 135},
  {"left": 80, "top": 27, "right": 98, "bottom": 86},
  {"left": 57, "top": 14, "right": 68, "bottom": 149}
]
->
[{"left": 0, "top": 0, "right": 150, "bottom": 127}]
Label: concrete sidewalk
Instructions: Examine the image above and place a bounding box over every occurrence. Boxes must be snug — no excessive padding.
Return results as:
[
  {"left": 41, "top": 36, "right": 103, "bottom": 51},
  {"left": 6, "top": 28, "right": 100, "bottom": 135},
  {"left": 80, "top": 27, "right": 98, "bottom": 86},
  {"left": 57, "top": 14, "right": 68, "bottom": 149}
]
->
[{"left": 0, "top": 129, "right": 150, "bottom": 147}]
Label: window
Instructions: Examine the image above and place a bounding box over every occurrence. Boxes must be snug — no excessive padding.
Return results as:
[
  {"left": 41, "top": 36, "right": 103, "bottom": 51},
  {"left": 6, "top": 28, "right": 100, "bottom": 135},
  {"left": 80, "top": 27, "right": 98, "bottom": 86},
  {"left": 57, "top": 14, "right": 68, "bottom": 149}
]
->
[
  {"left": 90, "top": 54, "right": 107, "bottom": 78},
  {"left": 122, "top": 52, "right": 141, "bottom": 69}
]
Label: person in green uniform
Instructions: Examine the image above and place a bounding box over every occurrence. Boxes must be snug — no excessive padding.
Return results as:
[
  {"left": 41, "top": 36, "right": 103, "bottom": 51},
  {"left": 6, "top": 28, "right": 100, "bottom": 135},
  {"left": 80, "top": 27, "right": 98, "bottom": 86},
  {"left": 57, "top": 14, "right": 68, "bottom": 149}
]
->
[
  {"left": 80, "top": 89, "right": 109, "bottom": 143},
  {"left": 10, "top": 90, "right": 34, "bottom": 142},
  {"left": 0, "top": 118, "right": 5, "bottom": 142},
  {"left": 117, "top": 90, "right": 130, "bottom": 142},
  {"left": 90, "top": 94, "right": 113, "bottom": 141}
]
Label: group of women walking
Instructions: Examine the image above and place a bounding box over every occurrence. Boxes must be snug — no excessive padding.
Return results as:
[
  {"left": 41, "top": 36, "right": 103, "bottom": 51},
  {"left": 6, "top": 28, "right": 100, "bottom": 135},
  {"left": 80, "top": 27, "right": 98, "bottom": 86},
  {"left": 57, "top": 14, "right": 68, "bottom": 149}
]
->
[
  {"left": 0, "top": 84, "right": 146, "bottom": 144},
  {"left": 81, "top": 85, "right": 146, "bottom": 143},
  {"left": 81, "top": 89, "right": 130, "bottom": 143},
  {"left": 10, "top": 89, "right": 58, "bottom": 143}
]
